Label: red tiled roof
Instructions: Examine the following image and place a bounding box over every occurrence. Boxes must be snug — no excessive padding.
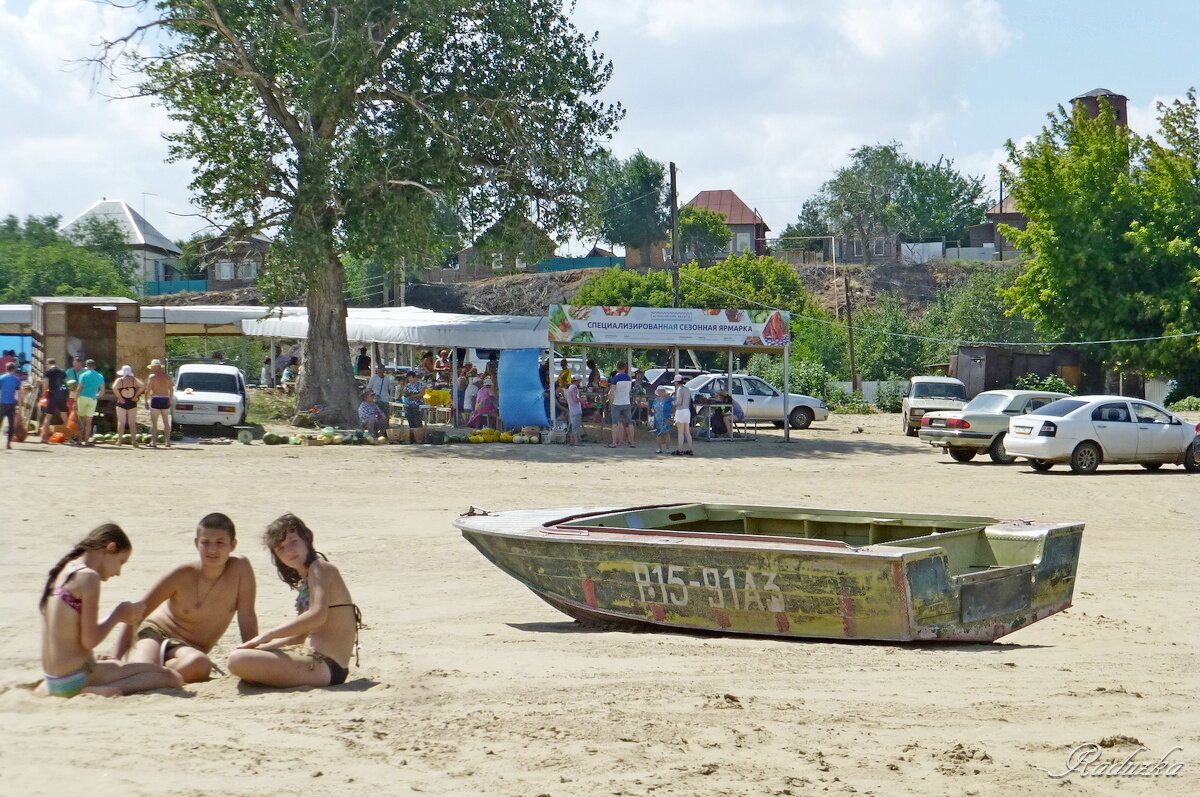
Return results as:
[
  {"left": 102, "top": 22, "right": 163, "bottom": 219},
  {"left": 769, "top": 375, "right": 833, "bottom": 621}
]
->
[{"left": 686, "top": 190, "right": 768, "bottom": 229}]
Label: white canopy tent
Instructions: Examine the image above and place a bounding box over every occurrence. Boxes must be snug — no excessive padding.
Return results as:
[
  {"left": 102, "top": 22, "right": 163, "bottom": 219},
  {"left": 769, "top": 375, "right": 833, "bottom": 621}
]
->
[{"left": 239, "top": 306, "right": 549, "bottom": 349}]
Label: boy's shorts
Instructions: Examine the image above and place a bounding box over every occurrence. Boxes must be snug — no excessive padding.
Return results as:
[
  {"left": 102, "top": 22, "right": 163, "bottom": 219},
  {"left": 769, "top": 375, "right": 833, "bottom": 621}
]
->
[
  {"left": 76, "top": 396, "right": 98, "bottom": 418},
  {"left": 569, "top": 413, "right": 582, "bottom": 434}
]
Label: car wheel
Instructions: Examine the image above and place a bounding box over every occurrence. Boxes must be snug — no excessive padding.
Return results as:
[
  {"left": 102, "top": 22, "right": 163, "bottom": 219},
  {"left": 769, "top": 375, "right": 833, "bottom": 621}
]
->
[
  {"left": 1069, "top": 442, "right": 1102, "bottom": 474},
  {"left": 988, "top": 433, "right": 1017, "bottom": 464},
  {"left": 1185, "top": 442, "right": 1200, "bottom": 473},
  {"left": 1140, "top": 462, "right": 1163, "bottom": 471},
  {"left": 949, "top": 447, "right": 977, "bottom": 463},
  {"left": 788, "top": 407, "right": 814, "bottom": 430},
  {"left": 1029, "top": 459, "right": 1055, "bottom": 472}
]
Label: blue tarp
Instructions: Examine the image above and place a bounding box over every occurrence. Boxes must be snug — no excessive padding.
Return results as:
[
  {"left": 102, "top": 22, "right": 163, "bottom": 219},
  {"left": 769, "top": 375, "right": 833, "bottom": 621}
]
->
[{"left": 498, "top": 349, "right": 548, "bottom": 427}]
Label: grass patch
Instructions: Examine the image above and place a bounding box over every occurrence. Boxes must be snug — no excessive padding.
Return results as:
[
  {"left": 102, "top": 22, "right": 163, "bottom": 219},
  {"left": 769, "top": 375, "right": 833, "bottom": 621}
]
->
[{"left": 246, "top": 389, "right": 297, "bottom": 425}]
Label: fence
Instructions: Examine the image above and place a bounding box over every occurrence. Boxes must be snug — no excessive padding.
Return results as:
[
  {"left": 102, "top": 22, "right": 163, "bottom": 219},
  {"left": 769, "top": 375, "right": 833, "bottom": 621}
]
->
[
  {"left": 833, "top": 381, "right": 881, "bottom": 404},
  {"left": 144, "top": 279, "right": 208, "bottom": 296}
]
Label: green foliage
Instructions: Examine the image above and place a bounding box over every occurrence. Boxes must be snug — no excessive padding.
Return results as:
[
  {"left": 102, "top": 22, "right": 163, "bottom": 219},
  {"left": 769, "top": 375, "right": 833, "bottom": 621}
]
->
[
  {"left": 1166, "top": 395, "right": 1200, "bottom": 412},
  {"left": 592, "top": 151, "right": 669, "bottom": 266},
  {"left": 852, "top": 291, "right": 923, "bottom": 379},
  {"left": 874, "top": 376, "right": 904, "bottom": 413},
  {"left": 831, "top": 391, "right": 873, "bottom": 414},
  {"left": 918, "top": 264, "right": 1041, "bottom": 364},
  {"left": 65, "top": 216, "right": 139, "bottom": 285},
  {"left": 175, "top": 235, "right": 209, "bottom": 280},
  {"left": 1013, "top": 373, "right": 1077, "bottom": 395},
  {"left": 1002, "top": 91, "right": 1200, "bottom": 378},
  {"left": 0, "top": 214, "right": 134, "bottom": 301},
  {"left": 785, "top": 143, "right": 987, "bottom": 261},
  {"left": 246, "top": 389, "right": 298, "bottom": 425},
  {"left": 675, "top": 205, "right": 731, "bottom": 264}
]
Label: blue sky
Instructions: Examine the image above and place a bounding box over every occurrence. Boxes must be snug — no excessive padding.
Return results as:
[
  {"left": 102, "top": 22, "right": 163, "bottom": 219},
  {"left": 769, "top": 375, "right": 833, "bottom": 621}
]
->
[{"left": 0, "top": 0, "right": 1196, "bottom": 249}]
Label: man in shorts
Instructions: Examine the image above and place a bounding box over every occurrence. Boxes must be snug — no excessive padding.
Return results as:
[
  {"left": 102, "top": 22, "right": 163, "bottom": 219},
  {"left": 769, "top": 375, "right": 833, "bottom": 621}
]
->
[
  {"left": 74, "top": 359, "right": 106, "bottom": 445},
  {"left": 145, "top": 359, "right": 174, "bottom": 446},
  {"left": 566, "top": 373, "right": 584, "bottom": 446},
  {"left": 0, "top": 362, "right": 21, "bottom": 449},
  {"left": 607, "top": 363, "right": 635, "bottom": 448},
  {"left": 39, "top": 358, "right": 69, "bottom": 442},
  {"left": 116, "top": 513, "right": 258, "bottom": 682}
]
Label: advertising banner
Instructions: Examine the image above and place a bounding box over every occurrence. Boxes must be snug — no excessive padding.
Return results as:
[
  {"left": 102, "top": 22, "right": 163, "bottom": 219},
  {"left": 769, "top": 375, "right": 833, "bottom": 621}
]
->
[{"left": 548, "top": 305, "right": 791, "bottom": 350}]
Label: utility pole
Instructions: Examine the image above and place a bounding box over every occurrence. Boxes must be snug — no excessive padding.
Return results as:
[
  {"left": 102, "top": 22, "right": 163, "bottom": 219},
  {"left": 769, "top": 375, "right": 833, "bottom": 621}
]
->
[
  {"left": 997, "top": 175, "right": 1005, "bottom": 261},
  {"left": 669, "top": 161, "right": 680, "bottom": 307},
  {"left": 842, "top": 267, "right": 859, "bottom": 392}
]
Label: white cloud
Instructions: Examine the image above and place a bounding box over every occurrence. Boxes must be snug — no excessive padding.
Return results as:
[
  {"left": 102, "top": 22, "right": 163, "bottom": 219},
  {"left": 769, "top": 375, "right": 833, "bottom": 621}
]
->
[{"left": 0, "top": 0, "right": 203, "bottom": 240}]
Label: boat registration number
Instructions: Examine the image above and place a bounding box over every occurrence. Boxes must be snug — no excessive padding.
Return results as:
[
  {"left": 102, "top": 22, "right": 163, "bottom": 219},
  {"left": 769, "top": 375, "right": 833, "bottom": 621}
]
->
[{"left": 632, "top": 563, "right": 783, "bottom": 612}]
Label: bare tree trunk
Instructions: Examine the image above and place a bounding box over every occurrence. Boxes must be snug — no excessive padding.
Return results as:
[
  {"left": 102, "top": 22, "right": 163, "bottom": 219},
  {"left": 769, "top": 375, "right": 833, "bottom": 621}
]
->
[
  {"left": 295, "top": 252, "right": 357, "bottom": 426},
  {"left": 639, "top": 241, "right": 651, "bottom": 268}
]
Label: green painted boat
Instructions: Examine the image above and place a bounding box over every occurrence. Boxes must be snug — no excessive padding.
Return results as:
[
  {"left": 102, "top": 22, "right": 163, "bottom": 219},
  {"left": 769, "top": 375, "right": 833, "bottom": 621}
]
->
[{"left": 456, "top": 503, "right": 1083, "bottom": 643}]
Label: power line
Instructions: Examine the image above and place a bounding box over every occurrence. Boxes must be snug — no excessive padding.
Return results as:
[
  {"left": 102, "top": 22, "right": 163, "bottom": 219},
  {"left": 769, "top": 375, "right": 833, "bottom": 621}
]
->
[{"left": 679, "top": 271, "right": 1200, "bottom": 347}]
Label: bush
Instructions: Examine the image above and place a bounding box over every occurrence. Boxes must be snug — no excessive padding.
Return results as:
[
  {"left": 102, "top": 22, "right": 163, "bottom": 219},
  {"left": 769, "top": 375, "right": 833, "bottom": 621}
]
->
[
  {"left": 831, "top": 390, "right": 874, "bottom": 414},
  {"left": 1167, "top": 395, "right": 1200, "bottom": 412},
  {"left": 1014, "top": 372, "right": 1076, "bottom": 395},
  {"left": 874, "top": 376, "right": 904, "bottom": 413}
]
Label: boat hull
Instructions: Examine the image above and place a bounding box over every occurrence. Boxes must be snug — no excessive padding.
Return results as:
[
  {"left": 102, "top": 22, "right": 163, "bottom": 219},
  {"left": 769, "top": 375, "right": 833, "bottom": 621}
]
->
[{"left": 457, "top": 505, "right": 1082, "bottom": 643}]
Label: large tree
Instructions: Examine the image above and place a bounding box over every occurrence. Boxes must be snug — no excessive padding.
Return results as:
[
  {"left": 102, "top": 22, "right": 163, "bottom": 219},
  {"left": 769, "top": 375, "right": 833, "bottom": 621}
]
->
[
  {"left": 1001, "top": 91, "right": 1200, "bottom": 381},
  {"left": 592, "top": 150, "right": 669, "bottom": 267},
  {"left": 0, "top": 215, "right": 134, "bottom": 301},
  {"left": 106, "top": 0, "right": 620, "bottom": 424}
]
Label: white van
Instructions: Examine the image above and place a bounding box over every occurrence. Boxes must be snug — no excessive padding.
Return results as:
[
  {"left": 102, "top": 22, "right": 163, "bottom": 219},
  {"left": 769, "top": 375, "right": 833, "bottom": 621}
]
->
[{"left": 901, "top": 376, "right": 968, "bottom": 436}]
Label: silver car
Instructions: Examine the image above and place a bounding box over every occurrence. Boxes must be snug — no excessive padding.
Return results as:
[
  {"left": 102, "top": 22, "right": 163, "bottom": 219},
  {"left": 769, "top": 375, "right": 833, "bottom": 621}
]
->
[
  {"left": 919, "top": 389, "right": 1069, "bottom": 463},
  {"left": 686, "top": 374, "right": 829, "bottom": 429}
]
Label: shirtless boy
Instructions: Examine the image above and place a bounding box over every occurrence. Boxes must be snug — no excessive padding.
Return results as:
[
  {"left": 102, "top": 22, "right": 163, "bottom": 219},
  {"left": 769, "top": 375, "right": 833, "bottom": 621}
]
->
[{"left": 117, "top": 513, "right": 257, "bottom": 681}]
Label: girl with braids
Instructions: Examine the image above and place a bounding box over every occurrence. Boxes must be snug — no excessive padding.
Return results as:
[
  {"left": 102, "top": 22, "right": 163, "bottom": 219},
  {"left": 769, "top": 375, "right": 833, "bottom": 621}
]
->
[
  {"left": 229, "top": 514, "right": 361, "bottom": 688},
  {"left": 40, "top": 524, "right": 183, "bottom": 697}
]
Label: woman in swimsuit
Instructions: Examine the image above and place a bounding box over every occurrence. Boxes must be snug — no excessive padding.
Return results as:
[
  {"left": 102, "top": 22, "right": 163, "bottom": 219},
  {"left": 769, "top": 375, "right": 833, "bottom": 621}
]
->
[
  {"left": 40, "top": 524, "right": 183, "bottom": 697},
  {"left": 111, "top": 365, "right": 145, "bottom": 447},
  {"left": 229, "top": 514, "right": 360, "bottom": 688},
  {"left": 144, "top": 360, "right": 174, "bottom": 447}
]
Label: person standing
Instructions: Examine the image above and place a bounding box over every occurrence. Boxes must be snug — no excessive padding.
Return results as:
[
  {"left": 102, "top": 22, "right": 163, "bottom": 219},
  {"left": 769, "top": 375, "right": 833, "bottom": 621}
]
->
[
  {"left": 145, "top": 359, "right": 174, "bottom": 447},
  {"left": 586, "top": 359, "right": 601, "bottom": 387},
  {"left": 566, "top": 374, "right": 584, "bottom": 446},
  {"left": 1, "top": 361, "right": 21, "bottom": 449},
  {"left": 463, "top": 376, "right": 482, "bottom": 426},
  {"left": 65, "top": 356, "right": 86, "bottom": 384},
  {"left": 606, "top": 363, "right": 635, "bottom": 448},
  {"left": 366, "top": 365, "right": 394, "bottom": 421},
  {"left": 40, "top": 358, "right": 70, "bottom": 442},
  {"left": 651, "top": 387, "right": 675, "bottom": 454},
  {"left": 402, "top": 371, "right": 425, "bottom": 432},
  {"left": 75, "top": 359, "right": 106, "bottom": 446},
  {"left": 556, "top": 358, "right": 572, "bottom": 389},
  {"left": 672, "top": 375, "right": 693, "bottom": 456},
  {"left": 355, "top": 347, "right": 371, "bottom": 376},
  {"left": 111, "top": 365, "right": 145, "bottom": 447}
]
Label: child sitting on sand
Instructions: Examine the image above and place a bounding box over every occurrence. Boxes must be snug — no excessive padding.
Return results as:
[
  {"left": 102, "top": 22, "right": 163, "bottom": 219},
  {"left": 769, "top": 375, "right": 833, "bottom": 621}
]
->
[
  {"left": 40, "top": 524, "right": 182, "bottom": 697},
  {"left": 228, "top": 514, "right": 361, "bottom": 688},
  {"left": 116, "top": 513, "right": 258, "bottom": 682}
]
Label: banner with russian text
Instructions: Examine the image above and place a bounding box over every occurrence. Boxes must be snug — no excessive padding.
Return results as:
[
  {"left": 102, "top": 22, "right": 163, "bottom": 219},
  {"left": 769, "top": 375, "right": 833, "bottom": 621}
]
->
[{"left": 548, "top": 305, "right": 791, "bottom": 350}]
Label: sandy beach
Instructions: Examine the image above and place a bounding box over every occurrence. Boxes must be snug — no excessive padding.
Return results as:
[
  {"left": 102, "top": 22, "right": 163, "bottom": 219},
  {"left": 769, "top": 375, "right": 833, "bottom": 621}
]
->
[{"left": 1, "top": 411, "right": 1197, "bottom": 796}]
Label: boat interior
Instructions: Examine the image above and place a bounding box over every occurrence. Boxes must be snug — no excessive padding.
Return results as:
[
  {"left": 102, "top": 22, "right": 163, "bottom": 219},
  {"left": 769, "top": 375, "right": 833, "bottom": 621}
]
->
[{"left": 555, "top": 503, "right": 1045, "bottom": 576}]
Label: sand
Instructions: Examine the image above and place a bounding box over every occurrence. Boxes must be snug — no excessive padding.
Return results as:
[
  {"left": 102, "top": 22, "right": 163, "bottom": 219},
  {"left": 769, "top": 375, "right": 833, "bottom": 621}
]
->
[{"left": 1, "top": 412, "right": 1197, "bottom": 796}]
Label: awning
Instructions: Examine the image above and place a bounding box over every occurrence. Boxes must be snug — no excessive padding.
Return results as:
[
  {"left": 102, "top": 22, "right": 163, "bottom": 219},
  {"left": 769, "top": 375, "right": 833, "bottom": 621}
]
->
[{"left": 240, "top": 306, "right": 550, "bottom": 350}]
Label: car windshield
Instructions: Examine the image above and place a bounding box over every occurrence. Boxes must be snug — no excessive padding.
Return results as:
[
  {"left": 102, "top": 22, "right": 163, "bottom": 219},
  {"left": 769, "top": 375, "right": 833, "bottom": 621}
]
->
[
  {"left": 963, "top": 393, "right": 1011, "bottom": 413},
  {"left": 912, "top": 382, "right": 966, "bottom": 400},
  {"left": 177, "top": 372, "right": 239, "bottom": 393},
  {"left": 1030, "top": 398, "right": 1087, "bottom": 417}
]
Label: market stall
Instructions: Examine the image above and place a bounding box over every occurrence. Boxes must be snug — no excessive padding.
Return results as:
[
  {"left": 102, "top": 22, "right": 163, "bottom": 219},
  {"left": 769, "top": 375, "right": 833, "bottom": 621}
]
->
[{"left": 546, "top": 304, "right": 795, "bottom": 441}]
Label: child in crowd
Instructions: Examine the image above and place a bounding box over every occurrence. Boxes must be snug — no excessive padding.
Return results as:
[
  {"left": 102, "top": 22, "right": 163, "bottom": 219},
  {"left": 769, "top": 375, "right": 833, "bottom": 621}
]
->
[
  {"left": 117, "top": 513, "right": 258, "bottom": 682},
  {"left": 229, "top": 514, "right": 361, "bottom": 688},
  {"left": 39, "top": 524, "right": 182, "bottom": 697},
  {"left": 651, "top": 387, "right": 675, "bottom": 454}
]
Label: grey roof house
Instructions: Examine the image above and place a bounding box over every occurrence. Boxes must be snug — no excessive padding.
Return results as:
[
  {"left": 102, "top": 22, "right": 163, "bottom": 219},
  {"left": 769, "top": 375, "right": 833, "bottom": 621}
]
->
[{"left": 60, "top": 199, "right": 182, "bottom": 288}]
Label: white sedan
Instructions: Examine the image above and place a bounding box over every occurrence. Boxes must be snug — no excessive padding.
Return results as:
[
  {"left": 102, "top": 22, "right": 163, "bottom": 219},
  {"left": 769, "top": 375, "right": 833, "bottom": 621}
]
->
[
  {"left": 172, "top": 363, "right": 248, "bottom": 428},
  {"left": 686, "top": 374, "right": 829, "bottom": 429},
  {"left": 1005, "top": 395, "right": 1200, "bottom": 474}
]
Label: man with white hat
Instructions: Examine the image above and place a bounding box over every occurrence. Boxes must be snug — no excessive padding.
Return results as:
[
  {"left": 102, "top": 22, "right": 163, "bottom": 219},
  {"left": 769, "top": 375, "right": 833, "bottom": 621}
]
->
[
  {"left": 566, "top": 373, "right": 584, "bottom": 446},
  {"left": 145, "top": 359, "right": 174, "bottom": 447}
]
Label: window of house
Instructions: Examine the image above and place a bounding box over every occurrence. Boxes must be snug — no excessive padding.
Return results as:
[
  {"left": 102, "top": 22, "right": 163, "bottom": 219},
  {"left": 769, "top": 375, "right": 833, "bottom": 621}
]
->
[
  {"left": 735, "top": 232, "right": 751, "bottom": 253},
  {"left": 852, "top": 240, "right": 863, "bottom": 256},
  {"left": 217, "top": 261, "right": 236, "bottom": 280},
  {"left": 873, "top": 239, "right": 886, "bottom": 256},
  {"left": 237, "top": 260, "right": 257, "bottom": 280}
]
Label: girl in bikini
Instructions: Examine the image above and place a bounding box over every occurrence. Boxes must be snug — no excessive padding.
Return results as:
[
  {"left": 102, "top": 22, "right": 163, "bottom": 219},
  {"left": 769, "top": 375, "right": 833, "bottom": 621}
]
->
[
  {"left": 111, "top": 365, "right": 144, "bottom": 447},
  {"left": 40, "top": 524, "right": 183, "bottom": 697},
  {"left": 229, "top": 514, "right": 361, "bottom": 688}
]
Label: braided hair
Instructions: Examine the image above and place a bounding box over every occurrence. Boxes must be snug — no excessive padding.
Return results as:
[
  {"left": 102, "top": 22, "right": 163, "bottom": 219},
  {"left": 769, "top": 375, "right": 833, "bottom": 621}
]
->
[
  {"left": 263, "top": 514, "right": 326, "bottom": 589},
  {"left": 40, "top": 524, "right": 131, "bottom": 610}
]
